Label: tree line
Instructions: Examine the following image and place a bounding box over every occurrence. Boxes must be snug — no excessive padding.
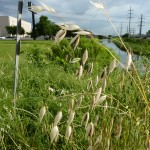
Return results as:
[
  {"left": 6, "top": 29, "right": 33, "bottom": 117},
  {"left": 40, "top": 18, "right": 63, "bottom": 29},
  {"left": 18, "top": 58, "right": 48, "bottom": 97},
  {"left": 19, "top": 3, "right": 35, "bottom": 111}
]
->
[{"left": 5, "top": 15, "right": 59, "bottom": 38}]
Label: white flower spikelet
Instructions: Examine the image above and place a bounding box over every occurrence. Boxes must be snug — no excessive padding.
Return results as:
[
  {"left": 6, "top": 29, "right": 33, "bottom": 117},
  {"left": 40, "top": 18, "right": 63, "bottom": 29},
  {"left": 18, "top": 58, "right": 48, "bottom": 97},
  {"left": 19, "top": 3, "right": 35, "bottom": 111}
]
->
[
  {"left": 126, "top": 52, "right": 132, "bottom": 71},
  {"left": 65, "top": 126, "right": 72, "bottom": 142},
  {"left": 60, "top": 24, "right": 80, "bottom": 31},
  {"left": 109, "top": 59, "right": 116, "bottom": 74},
  {"left": 78, "top": 65, "right": 83, "bottom": 79},
  {"left": 82, "top": 49, "right": 88, "bottom": 65},
  {"left": 50, "top": 126, "right": 59, "bottom": 143},
  {"left": 90, "top": 1, "right": 104, "bottom": 9},
  {"left": 39, "top": 1, "right": 55, "bottom": 13},
  {"left": 55, "top": 29, "right": 66, "bottom": 43},
  {"left": 39, "top": 106, "right": 46, "bottom": 122},
  {"left": 73, "top": 30, "right": 92, "bottom": 35},
  {"left": 95, "top": 95, "right": 107, "bottom": 106},
  {"left": 81, "top": 112, "right": 89, "bottom": 128},
  {"left": 95, "top": 88, "right": 102, "bottom": 102},
  {"left": 54, "top": 111, "right": 62, "bottom": 126},
  {"left": 86, "top": 122, "right": 94, "bottom": 138},
  {"left": 67, "top": 110, "right": 75, "bottom": 125}
]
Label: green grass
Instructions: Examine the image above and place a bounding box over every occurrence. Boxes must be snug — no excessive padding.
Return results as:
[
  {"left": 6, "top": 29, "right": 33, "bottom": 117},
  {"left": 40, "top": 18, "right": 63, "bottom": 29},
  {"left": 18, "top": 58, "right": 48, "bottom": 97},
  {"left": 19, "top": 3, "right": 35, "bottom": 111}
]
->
[
  {"left": 113, "top": 38, "right": 150, "bottom": 58},
  {"left": 0, "top": 38, "right": 149, "bottom": 149}
]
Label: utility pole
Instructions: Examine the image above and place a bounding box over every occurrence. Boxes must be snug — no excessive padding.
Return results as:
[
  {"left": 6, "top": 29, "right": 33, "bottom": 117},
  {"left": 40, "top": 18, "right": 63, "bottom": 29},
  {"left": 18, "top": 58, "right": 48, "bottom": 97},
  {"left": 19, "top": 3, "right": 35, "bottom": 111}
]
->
[
  {"left": 28, "top": 1, "right": 36, "bottom": 40},
  {"left": 139, "top": 14, "right": 143, "bottom": 36},
  {"left": 14, "top": 0, "right": 23, "bottom": 106},
  {"left": 128, "top": 6, "right": 134, "bottom": 37},
  {"left": 126, "top": 25, "right": 129, "bottom": 34}
]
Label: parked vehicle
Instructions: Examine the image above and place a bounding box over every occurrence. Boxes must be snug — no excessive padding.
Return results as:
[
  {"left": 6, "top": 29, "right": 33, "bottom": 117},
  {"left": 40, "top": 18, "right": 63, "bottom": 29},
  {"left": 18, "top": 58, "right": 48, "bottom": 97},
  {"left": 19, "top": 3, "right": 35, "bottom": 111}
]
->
[{"left": 0, "top": 36, "right": 5, "bottom": 39}]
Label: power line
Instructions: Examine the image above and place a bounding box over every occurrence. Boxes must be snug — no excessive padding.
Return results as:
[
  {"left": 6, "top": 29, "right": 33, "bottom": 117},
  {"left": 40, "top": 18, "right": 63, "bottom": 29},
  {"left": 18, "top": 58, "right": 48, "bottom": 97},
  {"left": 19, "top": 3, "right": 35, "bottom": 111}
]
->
[
  {"left": 139, "top": 14, "right": 144, "bottom": 36},
  {"left": 128, "top": 6, "right": 134, "bottom": 36}
]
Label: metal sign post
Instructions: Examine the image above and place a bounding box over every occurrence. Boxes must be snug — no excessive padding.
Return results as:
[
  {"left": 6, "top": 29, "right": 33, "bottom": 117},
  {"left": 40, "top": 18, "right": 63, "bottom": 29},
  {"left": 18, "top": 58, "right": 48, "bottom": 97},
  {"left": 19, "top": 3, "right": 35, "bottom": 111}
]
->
[{"left": 14, "top": 0, "right": 23, "bottom": 106}]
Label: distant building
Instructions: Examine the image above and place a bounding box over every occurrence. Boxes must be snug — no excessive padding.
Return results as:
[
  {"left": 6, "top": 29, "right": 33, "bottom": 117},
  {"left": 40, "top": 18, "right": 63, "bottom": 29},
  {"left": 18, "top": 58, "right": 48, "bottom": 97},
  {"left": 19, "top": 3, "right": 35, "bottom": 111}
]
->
[{"left": 0, "top": 16, "right": 31, "bottom": 37}]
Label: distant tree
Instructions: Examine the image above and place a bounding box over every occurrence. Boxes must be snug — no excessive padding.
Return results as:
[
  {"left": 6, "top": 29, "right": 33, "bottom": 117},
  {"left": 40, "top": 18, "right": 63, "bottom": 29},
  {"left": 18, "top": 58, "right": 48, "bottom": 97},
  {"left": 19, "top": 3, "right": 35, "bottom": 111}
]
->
[
  {"left": 5, "top": 26, "right": 25, "bottom": 36},
  {"left": 122, "top": 33, "right": 129, "bottom": 38},
  {"left": 36, "top": 15, "right": 59, "bottom": 38},
  {"left": 146, "top": 30, "right": 150, "bottom": 35}
]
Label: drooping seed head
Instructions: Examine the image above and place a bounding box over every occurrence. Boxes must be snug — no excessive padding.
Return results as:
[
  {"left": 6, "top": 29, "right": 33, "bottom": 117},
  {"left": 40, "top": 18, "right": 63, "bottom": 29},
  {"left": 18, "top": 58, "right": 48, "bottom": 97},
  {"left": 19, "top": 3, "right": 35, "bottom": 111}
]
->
[
  {"left": 90, "top": 1, "right": 104, "bottom": 9},
  {"left": 76, "top": 95, "right": 83, "bottom": 108},
  {"left": 94, "top": 130, "right": 102, "bottom": 146},
  {"left": 54, "top": 111, "right": 62, "bottom": 126},
  {"left": 87, "top": 62, "right": 93, "bottom": 76},
  {"left": 86, "top": 122, "right": 94, "bottom": 138},
  {"left": 69, "top": 99, "right": 74, "bottom": 112},
  {"left": 87, "top": 146, "right": 92, "bottom": 150},
  {"left": 82, "top": 49, "right": 88, "bottom": 66},
  {"left": 77, "top": 65, "right": 83, "bottom": 79},
  {"left": 101, "top": 67, "right": 107, "bottom": 79},
  {"left": 95, "top": 88, "right": 102, "bottom": 102},
  {"left": 60, "top": 24, "right": 80, "bottom": 31},
  {"left": 87, "top": 79, "right": 93, "bottom": 91},
  {"left": 73, "top": 30, "right": 92, "bottom": 36},
  {"left": 126, "top": 52, "right": 132, "bottom": 71},
  {"left": 102, "top": 78, "right": 107, "bottom": 92},
  {"left": 39, "top": 106, "right": 46, "bottom": 122},
  {"left": 81, "top": 112, "right": 89, "bottom": 128},
  {"left": 50, "top": 126, "right": 59, "bottom": 144},
  {"left": 109, "top": 59, "right": 116, "bottom": 74},
  {"left": 55, "top": 29, "right": 66, "bottom": 43},
  {"left": 65, "top": 125, "right": 72, "bottom": 142},
  {"left": 67, "top": 110, "right": 75, "bottom": 125},
  {"left": 95, "top": 75, "right": 99, "bottom": 87},
  {"left": 39, "top": 1, "right": 55, "bottom": 13},
  {"left": 95, "top": 95, "right": 107, "bottom": 106},
  {"left": 70, "top": 34, "right": 80, "bottom": 50}
]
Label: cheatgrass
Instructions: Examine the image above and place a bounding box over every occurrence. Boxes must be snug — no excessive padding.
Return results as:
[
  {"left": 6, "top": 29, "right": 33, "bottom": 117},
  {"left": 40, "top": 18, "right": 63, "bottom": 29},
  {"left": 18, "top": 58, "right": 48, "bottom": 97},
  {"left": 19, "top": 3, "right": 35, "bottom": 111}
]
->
[{"left": 0, "top": 36, "right": 149, "bottom": 150}]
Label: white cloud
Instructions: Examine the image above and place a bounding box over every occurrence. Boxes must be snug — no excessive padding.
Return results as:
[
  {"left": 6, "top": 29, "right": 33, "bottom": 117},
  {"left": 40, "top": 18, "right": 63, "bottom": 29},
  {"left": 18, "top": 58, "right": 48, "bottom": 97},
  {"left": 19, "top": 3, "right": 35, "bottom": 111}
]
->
[{"left": 0, "top": 0, "right": 150, "bottom": 35}]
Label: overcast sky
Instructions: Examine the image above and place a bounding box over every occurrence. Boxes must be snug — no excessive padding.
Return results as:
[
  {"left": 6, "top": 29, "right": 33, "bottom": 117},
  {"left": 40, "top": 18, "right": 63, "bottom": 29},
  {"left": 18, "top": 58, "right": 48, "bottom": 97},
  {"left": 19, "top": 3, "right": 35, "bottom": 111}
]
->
[{"left": 0, "top": 0, "right": 150, "bottom": 35}]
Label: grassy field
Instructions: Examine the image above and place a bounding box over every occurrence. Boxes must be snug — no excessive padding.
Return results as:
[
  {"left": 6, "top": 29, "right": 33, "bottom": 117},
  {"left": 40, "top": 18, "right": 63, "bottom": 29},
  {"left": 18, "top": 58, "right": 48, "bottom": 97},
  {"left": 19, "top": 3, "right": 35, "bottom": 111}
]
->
[
  {"left": 113, "top": 38, "right": 150, "bottom": 58},
  {"left": 0, "top": 38, "right": 149, "bottom": 149}
]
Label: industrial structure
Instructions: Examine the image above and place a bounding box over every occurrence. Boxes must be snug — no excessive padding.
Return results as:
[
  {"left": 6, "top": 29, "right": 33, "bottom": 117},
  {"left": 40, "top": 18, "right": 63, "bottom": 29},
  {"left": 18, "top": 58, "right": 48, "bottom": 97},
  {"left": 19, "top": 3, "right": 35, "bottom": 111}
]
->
[{"left": 0, "top": 16, "right": 31, "bottom": 37}]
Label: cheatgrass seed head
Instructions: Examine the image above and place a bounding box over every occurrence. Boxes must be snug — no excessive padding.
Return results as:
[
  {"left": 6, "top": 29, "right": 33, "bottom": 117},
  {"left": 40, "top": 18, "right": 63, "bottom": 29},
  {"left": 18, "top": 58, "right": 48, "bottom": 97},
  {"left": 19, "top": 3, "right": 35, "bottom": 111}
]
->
[
  {"left": 81, "top": 112, "right": 90, "bottom": 128},
  {"left": 95, "top": 75, "right": 99, "bottom": 87},
  {"left": 102, "top": 78, "right": 107, "bottom": 92},
  {"left": 109, "top": 59, "right": 117, "bottom": 74},
  {"left": 65, "top": 125, "right": 72, "bottom": 142},
  {"left": 101, "top": 67, "right": 107, "bottom": 79},
  {"left": 86, "top": 122, "right": 94, "bottom": 138},
  {"left": 82, "top": 49, "right": 88, "bottom": 66},
  {"left": 87, "top": 62, "right": 93, "bottom": 76},
  {"left": 54, "top": 111, "right": 62, "bottom": 126},
  {"left": 39, "top": 106, "right": 46, "bottom": 122},
  {"left": 95, "top": 95, "right": 107, "bottom": 107},
  {"left": 90, "top": 1, "right": 104, "bottom": 9},
  {"left": 39, "top": 1, "right": 55, "bottom": 13},
  {"left": 76, "top": 95, "right": 83, "bottom": 108},
  {"left": 87, "top": 79, "right": 93, "bottom": 91},
  {"left": 87, "top": 146, "right": 92, "bottom": 150},
  {"left": 55, "top": 29, "right": 66, "bottom": 43},
  {"left": 126, "top": 52, "right": 132, "bottom": 71},
  {"left": 50, "top": 125, "right": 59, "bottom": 144},
  {"left": 70, "top": 34, "right": 80, "bottom": 50},
  {"left": 69, "top": 99, "right": 74, "bottom": 112},
  {"left": 95, "top": 87, "right": 102, "bottom": 102},
  {"left": 67, "top": 110, "right": 75, "bottom": 125},
  {"left": 94, "top": 130, "right": 102, "bottom": 146},
  {"left": 77, "top": 65, "right": 83, "bottom": 79}
]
